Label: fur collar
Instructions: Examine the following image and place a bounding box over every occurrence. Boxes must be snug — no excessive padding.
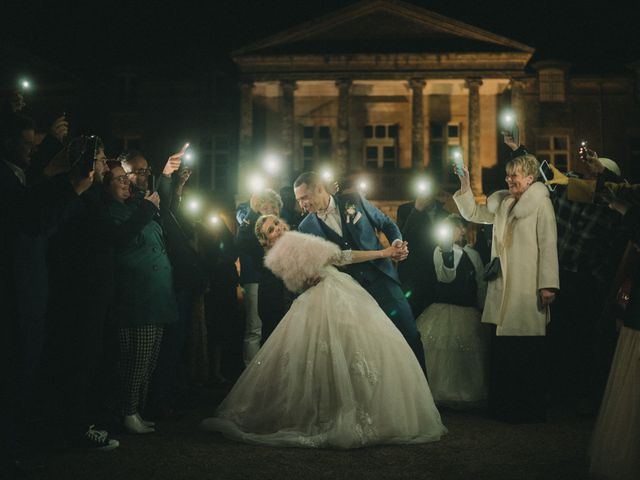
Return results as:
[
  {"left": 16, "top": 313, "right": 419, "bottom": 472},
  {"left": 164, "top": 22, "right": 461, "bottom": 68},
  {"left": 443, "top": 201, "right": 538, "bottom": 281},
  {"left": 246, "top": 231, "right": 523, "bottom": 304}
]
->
[{"left": 486, "top": 182, "right": 549, "bottom": 219}]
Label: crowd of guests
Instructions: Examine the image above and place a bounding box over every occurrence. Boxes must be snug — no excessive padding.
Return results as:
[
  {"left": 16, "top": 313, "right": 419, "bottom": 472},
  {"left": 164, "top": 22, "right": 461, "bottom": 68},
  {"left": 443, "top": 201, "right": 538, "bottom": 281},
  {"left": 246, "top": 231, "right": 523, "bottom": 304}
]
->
[
  {"left": 1, "top": 93, "right": 638, "bottom": 477},
  {"left": 0, "top": 105, "right": 243, "bottom": 464}
]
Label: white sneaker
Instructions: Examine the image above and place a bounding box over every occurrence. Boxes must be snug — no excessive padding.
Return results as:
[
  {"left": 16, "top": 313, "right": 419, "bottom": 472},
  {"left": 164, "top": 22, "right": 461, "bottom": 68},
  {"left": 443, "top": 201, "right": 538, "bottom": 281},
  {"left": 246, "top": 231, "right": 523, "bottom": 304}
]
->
[
  {"left": 123, "top": 414, "right": 155, "bottom": 434},
  {"left": 135, "top": 413, "right": 155, "bottom": 427},
  {"left": 84, "top": 425, "right": 120, "bottom": 451}
]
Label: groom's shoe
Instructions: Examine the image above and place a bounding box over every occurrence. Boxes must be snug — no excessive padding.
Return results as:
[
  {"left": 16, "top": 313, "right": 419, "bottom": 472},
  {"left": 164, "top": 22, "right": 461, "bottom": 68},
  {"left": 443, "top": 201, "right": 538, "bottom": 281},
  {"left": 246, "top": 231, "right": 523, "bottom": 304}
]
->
[{"left": 123, "top": 414, "right": 155, "bottom": 434}]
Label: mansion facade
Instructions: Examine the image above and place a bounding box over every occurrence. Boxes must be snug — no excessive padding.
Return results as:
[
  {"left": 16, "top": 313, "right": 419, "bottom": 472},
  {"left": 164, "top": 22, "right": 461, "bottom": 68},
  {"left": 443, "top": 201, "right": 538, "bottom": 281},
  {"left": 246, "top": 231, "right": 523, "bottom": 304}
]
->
[{"left": 232, "top": 0, "right": 640, "bottom": 203}]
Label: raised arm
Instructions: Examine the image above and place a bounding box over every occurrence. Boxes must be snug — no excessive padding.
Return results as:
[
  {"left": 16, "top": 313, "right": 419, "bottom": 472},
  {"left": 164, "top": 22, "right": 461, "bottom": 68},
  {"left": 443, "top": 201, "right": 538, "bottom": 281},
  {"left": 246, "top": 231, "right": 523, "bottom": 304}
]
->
[{"left": 453, "top": 166, "right": 495, "bottom": 224}]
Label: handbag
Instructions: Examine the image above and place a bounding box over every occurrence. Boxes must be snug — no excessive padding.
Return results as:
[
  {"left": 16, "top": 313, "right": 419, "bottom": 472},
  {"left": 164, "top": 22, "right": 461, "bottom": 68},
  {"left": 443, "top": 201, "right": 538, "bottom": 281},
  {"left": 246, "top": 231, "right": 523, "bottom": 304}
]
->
[{"left": 483, "top": 257, "right": 501, "bottom": 281}]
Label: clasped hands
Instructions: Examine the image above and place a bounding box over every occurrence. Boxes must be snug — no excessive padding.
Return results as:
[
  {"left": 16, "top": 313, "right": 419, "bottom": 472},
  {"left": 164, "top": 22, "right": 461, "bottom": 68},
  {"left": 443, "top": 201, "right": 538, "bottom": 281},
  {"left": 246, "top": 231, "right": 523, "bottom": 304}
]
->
[{"left": 389, "top": 239, "right": 409, "bottom": 261}]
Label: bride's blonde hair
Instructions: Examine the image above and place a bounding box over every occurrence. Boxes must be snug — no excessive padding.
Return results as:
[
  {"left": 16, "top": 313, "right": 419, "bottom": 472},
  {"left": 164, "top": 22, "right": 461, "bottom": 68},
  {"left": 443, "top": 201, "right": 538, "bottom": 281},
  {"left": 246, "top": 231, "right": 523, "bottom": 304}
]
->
[{"left": 255, "top": 214, "right": 279, "bottom": 248}]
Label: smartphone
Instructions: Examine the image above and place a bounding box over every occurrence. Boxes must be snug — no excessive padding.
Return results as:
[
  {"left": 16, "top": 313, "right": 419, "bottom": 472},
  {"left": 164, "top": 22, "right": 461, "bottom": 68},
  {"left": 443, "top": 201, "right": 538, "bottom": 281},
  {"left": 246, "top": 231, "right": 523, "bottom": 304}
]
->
[
  {"left": 180, "top": 142, "right": 193, "bottom": 170},
  {"left": 579, "top": 140, "right": 589, "bottom": 163},
  {"left": 500, "top": 116, "right": 520, "bottom": 146},
  {"left": 539, "top": 160, "right": 556, "bottom": 191},
  {"left": 452, "top": 152, "right": 465, "bottom": 176},
  {"left": 148, "top": 174, "right": 156, "bottom": 193},
  {"left": 60, "top": 112, "right": 70, "bottom": 144}
]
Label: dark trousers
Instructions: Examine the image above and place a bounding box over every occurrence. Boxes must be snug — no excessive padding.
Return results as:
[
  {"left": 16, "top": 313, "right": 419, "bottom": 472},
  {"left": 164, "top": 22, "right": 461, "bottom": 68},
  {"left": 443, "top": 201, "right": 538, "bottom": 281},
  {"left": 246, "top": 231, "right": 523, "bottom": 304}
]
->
[
  {"left": 359, "top": 273, "right": 426, "bottom": 374},
  {"left": 488, "top": 330, "right": 547, "bottom": 423},
  {"left": 59, "top": 295, "right": 112, "bottom": 436},
  {"left": 150, "top": 289, "right": 193, "bottom": 409},
  {"left": 2, "top": 311, "right": 47, "bottom": 454},
  {"left": 548, "top": 270, "right": 616, "bottom": 403}
]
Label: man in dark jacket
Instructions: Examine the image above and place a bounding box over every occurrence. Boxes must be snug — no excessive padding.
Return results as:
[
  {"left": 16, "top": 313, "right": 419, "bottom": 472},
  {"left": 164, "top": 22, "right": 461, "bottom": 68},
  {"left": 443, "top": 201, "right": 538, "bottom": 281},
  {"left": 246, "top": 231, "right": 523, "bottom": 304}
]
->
[
  {"left": 396, "top": 184, "right": 450, "bottom": 317},
  {"left": 0, "top": 114, "right": 95, "bottom": 470},
  {"left": 45, "top": 138, "right": 123, "bottom": 450}
]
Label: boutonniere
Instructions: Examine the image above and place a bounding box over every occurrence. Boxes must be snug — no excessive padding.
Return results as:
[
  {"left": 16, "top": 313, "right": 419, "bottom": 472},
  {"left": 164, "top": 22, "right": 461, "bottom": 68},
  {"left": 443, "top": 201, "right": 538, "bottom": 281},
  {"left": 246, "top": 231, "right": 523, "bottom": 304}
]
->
[{"left": 345, "top": 203, "right": 361, "bottom": 224}]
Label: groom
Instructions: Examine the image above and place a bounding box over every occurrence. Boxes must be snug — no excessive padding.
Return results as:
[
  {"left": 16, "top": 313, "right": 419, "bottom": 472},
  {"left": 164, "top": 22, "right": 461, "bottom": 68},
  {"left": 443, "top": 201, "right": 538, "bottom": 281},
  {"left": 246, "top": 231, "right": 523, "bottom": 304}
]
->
[{"left": 294, "top": 172, "right": 426, "bottom": 373}]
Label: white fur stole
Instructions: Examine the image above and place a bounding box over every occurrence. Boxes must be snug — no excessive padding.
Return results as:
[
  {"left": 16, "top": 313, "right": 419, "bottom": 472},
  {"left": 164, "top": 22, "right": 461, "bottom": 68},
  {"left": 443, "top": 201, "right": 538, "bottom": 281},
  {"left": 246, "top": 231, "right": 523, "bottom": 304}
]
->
[{"left": 264, "top": 231, "right": 341, "bottom": 292}]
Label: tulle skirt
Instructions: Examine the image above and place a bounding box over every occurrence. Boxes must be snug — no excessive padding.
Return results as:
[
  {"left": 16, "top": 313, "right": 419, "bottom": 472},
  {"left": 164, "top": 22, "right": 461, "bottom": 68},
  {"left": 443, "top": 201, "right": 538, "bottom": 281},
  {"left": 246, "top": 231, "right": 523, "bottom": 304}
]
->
[
  {"left": 417, "top": 303, "right": 490, "bottom": 407},
  {"left": 201, "top": 268, "right": 446, "bottom": 448},
  {"left": 590, "top": 326, "right": 640, "bottom": 479}
]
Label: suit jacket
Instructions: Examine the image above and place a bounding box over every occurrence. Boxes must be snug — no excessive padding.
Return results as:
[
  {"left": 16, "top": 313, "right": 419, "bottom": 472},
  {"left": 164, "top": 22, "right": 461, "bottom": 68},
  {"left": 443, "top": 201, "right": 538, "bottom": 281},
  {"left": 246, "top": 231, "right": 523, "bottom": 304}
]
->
[{"left": 297, "top": 192, "right": 402, "bottom": 283}]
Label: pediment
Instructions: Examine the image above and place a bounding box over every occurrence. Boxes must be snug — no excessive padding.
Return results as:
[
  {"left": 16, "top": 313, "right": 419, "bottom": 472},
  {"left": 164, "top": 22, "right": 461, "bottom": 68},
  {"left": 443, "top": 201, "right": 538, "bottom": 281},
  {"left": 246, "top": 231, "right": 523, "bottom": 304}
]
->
[{"left": 233, "top": 0, "right": 534, "bottom": 57}]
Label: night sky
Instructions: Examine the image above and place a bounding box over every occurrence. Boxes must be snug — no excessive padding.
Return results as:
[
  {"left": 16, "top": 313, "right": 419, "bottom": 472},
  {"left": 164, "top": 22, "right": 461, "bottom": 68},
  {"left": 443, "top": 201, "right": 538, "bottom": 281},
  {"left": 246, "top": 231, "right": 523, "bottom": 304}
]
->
[{"left": 3, "top": 0, "right": 639, "bottom": 77}]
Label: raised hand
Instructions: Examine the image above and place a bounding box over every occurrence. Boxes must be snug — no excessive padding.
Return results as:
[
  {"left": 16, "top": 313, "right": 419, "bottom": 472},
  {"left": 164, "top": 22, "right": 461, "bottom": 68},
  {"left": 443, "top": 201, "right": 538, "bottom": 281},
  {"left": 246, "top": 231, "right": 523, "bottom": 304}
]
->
[
  {"left": 50, "top": 116, "right": 69, "bottom": 143},
  {"left": 458, "top": 166, "right": 471, "bottom": 193},
  {"left": 178, "top": 167, "right": 192, "bottom": 186},
  {"left": 503, "top": 134, "right": 519, "bottom": 151},
  {"left": 144, "top": 191, "right": 161, "bottom": 209},
  {"left": 70, "top": 170, "right": 94, "bottom": 195},
  {"left": 582, "top": 149, "right": 604, "bottom": 175},
  {"left": 545, "top": 163, "right": 569, "bottom": 186},
  {"left": 162, "top": 143, "right": 188, "bottom": 176}
]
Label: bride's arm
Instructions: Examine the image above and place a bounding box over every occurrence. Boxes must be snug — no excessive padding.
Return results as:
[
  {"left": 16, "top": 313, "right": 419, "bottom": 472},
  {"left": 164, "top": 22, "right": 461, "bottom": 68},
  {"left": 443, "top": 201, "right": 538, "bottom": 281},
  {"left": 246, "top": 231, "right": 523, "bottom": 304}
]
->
[{"left": 332, "top": 245, "right": 401, "bottom": 266}]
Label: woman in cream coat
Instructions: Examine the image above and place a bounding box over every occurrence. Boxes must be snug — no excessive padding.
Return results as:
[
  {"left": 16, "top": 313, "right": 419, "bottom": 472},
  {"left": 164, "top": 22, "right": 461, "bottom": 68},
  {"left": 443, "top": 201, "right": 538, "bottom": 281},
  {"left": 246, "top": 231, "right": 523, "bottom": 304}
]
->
[{"left": 454, "top": 154, "right": 559, "bottom": 423}]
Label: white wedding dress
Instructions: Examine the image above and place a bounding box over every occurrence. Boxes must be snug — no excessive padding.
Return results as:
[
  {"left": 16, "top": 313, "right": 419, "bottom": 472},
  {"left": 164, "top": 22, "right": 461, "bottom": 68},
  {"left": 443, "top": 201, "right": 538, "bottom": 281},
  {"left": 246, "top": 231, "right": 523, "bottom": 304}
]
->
[{"left": 201, "top": 231, "right": 446, "bottom": 448}]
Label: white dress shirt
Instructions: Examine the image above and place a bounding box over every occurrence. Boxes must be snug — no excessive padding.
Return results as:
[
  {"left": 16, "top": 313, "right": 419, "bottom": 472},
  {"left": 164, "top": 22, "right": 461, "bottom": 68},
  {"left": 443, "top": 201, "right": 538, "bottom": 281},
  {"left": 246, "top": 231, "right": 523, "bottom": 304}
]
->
[{"left": 317, "top": 196, "right": 343, "bottom": 237}]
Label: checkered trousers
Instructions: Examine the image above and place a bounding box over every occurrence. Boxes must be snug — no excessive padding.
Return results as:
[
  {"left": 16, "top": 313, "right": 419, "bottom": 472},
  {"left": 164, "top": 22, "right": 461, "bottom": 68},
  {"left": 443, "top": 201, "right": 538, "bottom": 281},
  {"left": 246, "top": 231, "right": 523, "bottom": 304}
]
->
[{"left": 118, "top": 325, "right": 164, "bottom": 416}]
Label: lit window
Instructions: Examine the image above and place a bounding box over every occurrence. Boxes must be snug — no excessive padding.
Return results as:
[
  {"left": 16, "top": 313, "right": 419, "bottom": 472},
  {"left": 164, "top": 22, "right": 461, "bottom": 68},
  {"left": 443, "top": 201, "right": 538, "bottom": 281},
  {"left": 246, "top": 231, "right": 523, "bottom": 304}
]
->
[
  {"left": 301, "top": 126, "right": 332, "bottom": 170},
  {"left": 536, "top": 134, "right": 570, "bottom": 171},
  {"left": 362, "top": 124, "right": 398, "bottom": 169}
]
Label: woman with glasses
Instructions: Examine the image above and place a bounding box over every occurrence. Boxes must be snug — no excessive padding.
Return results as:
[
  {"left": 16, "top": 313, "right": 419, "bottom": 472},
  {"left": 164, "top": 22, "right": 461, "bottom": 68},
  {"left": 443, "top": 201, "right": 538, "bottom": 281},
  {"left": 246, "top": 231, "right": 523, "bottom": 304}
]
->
[{"left": 102, "top": 162, "right": 177, "bottom": 434}]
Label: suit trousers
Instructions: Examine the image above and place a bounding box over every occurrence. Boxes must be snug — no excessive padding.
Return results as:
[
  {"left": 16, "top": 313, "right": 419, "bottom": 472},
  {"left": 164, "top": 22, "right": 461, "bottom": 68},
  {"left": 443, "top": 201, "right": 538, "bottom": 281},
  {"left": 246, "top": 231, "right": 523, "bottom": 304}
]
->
[
  {"left": 242, "top": 283, "right": 261, "bottom": 366},
  {"left": 359, "top": 273, "right": 427, "bottom": 374}
]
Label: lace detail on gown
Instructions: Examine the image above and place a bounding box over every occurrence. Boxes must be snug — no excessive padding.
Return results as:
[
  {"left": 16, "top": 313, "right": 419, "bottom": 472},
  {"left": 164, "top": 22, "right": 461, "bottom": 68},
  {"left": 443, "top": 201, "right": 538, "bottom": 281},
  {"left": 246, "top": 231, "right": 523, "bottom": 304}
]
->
[
  {"left": 354, "top": 408, "right": 376, "bottom": 444},
  {"left": 350, "top": 351, "right": 379, "bottom": 385}
]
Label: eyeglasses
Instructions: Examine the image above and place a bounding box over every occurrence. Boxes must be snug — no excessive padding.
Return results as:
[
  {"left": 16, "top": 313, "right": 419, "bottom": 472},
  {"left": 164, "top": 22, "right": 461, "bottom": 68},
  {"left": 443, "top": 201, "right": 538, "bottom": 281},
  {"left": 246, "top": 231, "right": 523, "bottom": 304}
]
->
[
  {"left": 129, "top": 168, "right": 152, "bottom": 176},
  {"left": 113, "top": 175, "right": 131, "bottom": 185}
]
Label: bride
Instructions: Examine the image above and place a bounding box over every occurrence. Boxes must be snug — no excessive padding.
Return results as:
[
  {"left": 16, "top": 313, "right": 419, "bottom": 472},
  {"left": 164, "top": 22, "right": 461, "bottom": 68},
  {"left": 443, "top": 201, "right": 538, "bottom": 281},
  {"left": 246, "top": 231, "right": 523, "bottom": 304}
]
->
[{"left": 201, "top": 215, "right": 446, "bottom": 448}]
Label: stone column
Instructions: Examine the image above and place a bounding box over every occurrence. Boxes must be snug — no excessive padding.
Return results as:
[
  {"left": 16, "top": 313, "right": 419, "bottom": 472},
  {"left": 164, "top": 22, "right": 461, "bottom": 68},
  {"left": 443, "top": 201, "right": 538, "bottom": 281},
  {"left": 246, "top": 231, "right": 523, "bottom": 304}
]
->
[
  {"left": 465, "top": 78, "right": 483, "bottom": 196},
  {"left": 510, "top": 78, "right": 527, "bottom": 146},
  {"left": 409, "top": 78, "right": 426, "bottom": 168},
  {"left": 335, "top": 79, "right": 352, "bottom": 175},
  {"left": 280, "top": 80, "right": 297, "bottom": 171},
  {"left": 238, "top": 80, "right": 254, "bottom": 197}
]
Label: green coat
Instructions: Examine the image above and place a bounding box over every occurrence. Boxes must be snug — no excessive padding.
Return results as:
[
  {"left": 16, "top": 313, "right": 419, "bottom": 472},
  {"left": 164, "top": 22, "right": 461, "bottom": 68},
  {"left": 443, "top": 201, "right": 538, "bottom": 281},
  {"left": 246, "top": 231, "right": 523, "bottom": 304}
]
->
[{"left": 107, "top": 198, "right": 177, "bottom": 328}]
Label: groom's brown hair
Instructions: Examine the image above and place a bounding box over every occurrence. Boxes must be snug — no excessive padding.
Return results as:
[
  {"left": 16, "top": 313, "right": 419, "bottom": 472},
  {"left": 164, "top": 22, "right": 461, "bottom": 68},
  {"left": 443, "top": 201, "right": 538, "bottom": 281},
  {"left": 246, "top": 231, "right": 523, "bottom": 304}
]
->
[{"left": 294, "top": 171, "right": 324, "bottom": 190}]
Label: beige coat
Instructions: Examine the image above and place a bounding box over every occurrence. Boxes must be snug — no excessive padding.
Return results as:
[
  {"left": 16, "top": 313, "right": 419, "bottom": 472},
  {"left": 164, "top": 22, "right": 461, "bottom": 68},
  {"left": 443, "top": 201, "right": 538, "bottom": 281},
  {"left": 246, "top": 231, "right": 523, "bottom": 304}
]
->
[{"left": 454, "top": 182, "right": 559, "bottom": 336}]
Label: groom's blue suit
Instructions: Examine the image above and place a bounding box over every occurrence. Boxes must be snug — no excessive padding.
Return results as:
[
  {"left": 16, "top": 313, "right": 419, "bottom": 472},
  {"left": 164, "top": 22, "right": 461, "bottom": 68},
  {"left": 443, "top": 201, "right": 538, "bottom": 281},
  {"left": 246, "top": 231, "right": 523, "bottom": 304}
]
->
[{"left": 298, "top": 192, "right": 426, "bottom": 373}]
